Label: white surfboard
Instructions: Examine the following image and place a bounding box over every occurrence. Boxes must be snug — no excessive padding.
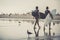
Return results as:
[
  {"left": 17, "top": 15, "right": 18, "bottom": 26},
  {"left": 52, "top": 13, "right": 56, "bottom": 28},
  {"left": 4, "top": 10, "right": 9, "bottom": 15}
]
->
[{"left": 44, "top": 9, "right": 56, "bottom": 26}]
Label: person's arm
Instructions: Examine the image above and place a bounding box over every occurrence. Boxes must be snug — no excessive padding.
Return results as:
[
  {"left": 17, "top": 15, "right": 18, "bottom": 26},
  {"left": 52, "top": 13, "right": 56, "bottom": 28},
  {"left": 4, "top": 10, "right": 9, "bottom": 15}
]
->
[{"left": 49, "top": 12, "right": 53, "bottom": 19}]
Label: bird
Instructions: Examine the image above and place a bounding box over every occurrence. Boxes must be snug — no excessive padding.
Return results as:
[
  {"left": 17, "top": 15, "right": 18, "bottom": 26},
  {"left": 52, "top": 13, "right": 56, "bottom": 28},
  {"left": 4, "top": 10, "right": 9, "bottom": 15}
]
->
[{"left": 27, "top": 30, "right": 32, "bottom": 37}]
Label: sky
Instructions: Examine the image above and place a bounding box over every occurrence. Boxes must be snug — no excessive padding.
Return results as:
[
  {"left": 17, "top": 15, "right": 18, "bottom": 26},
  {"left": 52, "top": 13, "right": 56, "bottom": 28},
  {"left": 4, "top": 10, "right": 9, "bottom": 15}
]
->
[{"left": 0, "top": 0, "right": 60, "bottom": 14}]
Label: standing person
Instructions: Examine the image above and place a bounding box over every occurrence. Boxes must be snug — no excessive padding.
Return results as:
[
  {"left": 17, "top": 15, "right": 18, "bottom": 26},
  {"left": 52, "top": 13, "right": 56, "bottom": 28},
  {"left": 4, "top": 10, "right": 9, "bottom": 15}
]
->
[
  {"left": 33, "top": 6, "right": 40, "bottom": 29},
  {"left": 32, "top": 6, "right": 40, "bottom": 38},
  {"left": 45, "top": 6, "right": 53, "bottom": 38}
]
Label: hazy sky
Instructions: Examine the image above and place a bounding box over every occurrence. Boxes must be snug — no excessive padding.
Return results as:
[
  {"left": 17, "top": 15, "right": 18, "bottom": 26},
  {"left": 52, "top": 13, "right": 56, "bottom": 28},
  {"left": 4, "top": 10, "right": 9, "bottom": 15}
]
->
[{"left": 0, "top": 0, "right": 60, "bottom": 14}]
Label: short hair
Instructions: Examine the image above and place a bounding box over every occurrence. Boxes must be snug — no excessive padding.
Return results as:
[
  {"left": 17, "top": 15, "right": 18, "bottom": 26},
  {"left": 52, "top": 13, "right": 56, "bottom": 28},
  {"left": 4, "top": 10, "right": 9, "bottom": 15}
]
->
[
  {"left": 46, "top": 6, "right": 49, "bottom": 9},
  {"left": 36, "top": 6, "right": 38, "bottom": 9}
]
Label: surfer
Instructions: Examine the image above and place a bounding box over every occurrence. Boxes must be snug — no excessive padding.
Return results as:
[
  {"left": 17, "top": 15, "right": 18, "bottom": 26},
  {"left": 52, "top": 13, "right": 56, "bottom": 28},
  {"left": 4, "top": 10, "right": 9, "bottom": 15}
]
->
[{"left": 32, "top": 6, "right": 40, "bottom": 29}]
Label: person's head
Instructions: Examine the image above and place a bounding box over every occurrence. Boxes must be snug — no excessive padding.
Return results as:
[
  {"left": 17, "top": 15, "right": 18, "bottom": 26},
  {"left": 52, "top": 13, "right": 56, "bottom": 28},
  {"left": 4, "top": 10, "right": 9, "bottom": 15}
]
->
[
  {"left": 36, "top": 6, "right": 38, "bottom": 10},
  {"left": 46, "top": 6, "right": 49, "bottom": 10}
]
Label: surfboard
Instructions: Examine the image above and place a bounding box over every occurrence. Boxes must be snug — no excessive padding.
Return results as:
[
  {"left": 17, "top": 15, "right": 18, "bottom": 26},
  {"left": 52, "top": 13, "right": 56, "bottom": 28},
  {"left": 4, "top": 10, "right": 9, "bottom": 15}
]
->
[{"left": 44, "top": 9, "right": 56, "bottom": 26}]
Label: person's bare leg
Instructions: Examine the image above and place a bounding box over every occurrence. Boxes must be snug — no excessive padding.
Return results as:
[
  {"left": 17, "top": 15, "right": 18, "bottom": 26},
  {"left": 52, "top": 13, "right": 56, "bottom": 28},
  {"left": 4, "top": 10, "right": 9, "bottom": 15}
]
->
[
  {"left": 36, "top": 28, "right": 40, "bottom": 37},
  {"left": 37, "top": 19, "right": 40, "bottom": 29},
  {"left": 34, "top": 21, "right": 36, "bottom": 29},
  {"left": 37, "top": 22, "right": 40, "bottom": 29},
  {"left": 43, "top": 26, "right": 45, "bottom": 34},
  {"left": 34, "top": 27, "right": 36, "bottom": 37}
]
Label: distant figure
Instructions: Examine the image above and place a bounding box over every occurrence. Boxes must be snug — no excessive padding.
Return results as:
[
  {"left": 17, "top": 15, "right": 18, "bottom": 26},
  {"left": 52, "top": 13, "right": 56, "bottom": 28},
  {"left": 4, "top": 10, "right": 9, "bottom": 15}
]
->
[
  {"left": 18, "top": 21, "right": 21, "bottom": 23},
  {"left": 32, "top": 6, "right": 40, "bottom": 29},
  {"left": 27, "top": 30, "right": 32, "bottom": 37}
]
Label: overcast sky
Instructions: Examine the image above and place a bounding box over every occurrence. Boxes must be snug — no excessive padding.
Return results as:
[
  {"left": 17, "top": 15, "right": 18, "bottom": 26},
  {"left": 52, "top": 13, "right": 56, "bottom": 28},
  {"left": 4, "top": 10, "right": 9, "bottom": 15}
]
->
[{"left": 0, "top": 0, "right": 60, "bottom": 14}]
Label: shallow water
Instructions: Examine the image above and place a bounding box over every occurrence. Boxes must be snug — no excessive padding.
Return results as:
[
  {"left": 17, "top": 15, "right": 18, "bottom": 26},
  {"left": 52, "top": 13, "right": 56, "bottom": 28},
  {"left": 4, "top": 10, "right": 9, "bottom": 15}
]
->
[{"left": 0, "top": 18, "right": 60, "bottom": 40}]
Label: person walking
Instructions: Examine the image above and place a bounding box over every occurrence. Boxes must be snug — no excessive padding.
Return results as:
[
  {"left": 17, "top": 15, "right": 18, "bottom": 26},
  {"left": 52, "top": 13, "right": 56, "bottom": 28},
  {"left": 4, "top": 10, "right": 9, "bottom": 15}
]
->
[{"left": 32, "top": 6, "right": 40, "bottom": 29}]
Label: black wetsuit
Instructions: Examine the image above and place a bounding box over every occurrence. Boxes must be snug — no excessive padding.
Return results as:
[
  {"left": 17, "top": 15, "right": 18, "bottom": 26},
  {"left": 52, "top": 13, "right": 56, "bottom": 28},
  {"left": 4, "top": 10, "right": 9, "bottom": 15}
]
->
[
  {"left": 34, "top": 10, "right": 39, "bottom": 19},
  {"left": 45, "top": 9, "right": 50, "bottom": 17},
  {"left": 40, "top": 9, "right": 50, "bottom": 19}
]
